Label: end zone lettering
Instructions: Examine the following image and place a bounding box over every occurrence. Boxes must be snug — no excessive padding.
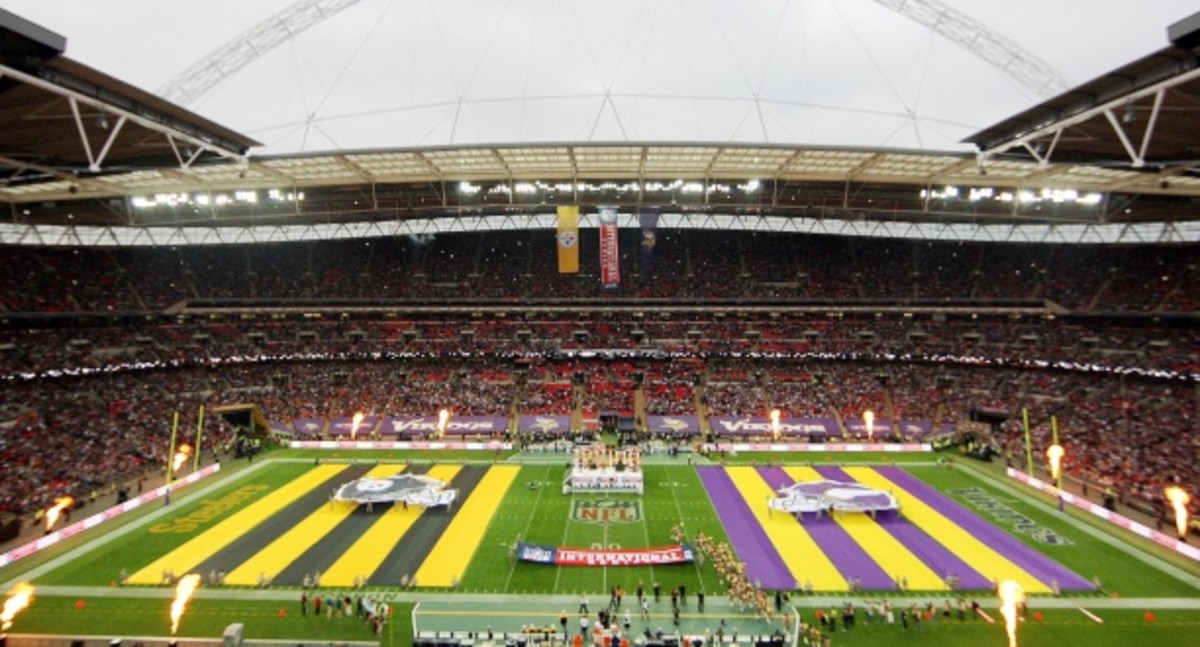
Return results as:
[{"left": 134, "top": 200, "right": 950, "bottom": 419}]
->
[{"left": 148, "top": 484, "right": 270, "bottom": 534}]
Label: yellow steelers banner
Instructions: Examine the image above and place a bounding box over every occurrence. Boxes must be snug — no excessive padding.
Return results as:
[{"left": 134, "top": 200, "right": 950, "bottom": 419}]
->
[{"left": 556, "top": 205, "right": 580, "bottom": 273}]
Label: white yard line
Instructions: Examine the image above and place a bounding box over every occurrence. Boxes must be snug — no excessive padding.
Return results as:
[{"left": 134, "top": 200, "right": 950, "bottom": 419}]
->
[
  {"left": 1078, "top": 606, "right": 1104, "bottom": 623},
  {"left": 638, "top": 468, "right": 657, "bottom": 588},
  {"left": 503, "top": 464, "right": 550, "bottom": 593},
  {"left": 665, "top": 467, "right": 706, "bottom": 586},
  {"left": 552, "top": 491, "right": 576, "bottom": 595}
]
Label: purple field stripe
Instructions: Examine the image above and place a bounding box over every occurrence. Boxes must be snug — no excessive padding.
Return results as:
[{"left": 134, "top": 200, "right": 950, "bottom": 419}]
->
[
  {"left": 696, "top": 467, "right": 796, "bottom": 589},
  {"left": 874, "top": 466, "right": 1095, "bottom": 590},
  {"left": 758, "top": 466, "right": 894, "bottom": 589},
  {"left": 815, "top": 466, "right": 993, "bottom": 590}
]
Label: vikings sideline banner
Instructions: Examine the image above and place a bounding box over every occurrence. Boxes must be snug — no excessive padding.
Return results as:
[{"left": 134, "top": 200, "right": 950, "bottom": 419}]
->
[
  {"left": 645, "top": 415, "right": 701, "bottom": 436},
  {"left": 292, "top": 417, "right": 326, "bottom": 436},
  {"left": 556, "top": 205, "right": 579, "bottom": 273},
  {"left": 517, "top": 415, "right": 572, "bottom": 434},
  {"left": 328, "top": 415, "right": 380, "bottom": 437},
  {"left": 598, "top": 205, "right": 620, "bottom": 288},
  {"left": 709, "top": 415, "right": 837, "bottom": 437},
  {"left": 381, "top": 415, "right": 509, "bottom": 436},
  {"left": 516, "top": 542, "right": 694, "bottom": 566}
]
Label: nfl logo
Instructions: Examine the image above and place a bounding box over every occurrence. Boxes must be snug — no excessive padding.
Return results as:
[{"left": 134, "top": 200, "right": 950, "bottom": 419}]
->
[{"left": 572, "top": 499, "right": 642, "bottom": 524}]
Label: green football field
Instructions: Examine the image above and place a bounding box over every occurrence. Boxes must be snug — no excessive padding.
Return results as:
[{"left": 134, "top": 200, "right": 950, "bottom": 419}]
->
[{"left": 0, "top": 448, "right": 1196, "bottom": 646}]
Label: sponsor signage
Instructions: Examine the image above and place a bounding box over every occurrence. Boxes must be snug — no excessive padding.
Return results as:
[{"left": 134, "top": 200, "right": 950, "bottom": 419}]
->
[{"left": 516, "top": 542, "right": 694, "bottom": 566}]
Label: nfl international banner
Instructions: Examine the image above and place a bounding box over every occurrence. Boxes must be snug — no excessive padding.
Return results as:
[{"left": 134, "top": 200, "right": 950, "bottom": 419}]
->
[
  {"left": 556, "top": 205, "right": 580, "bottom": 273},
  {"left": 598, "top": 205, "right": 620, "bottom": 288},
  {"left": 639, "top": 206, "right": 659, "bottom": 270},
  {"left": 516, "top": 542, "right": 694, "bottom": 566}
]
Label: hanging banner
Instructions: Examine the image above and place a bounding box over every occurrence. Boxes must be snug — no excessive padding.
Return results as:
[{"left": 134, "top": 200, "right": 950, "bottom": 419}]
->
[
  {"left": 598, "top": 205, "right": 620, "bottom": 289},
  {"left": 639, "top": 206, "right": 659, "bottom": 270},
  {"left": 556, "top": 205, "right": 580, "bottom": 273}
]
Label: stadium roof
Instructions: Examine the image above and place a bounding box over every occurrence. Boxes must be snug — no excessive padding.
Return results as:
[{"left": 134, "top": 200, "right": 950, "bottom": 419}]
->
[
  {"left": 1, "top": 3, "right": 1200, "bottom": 238},
  {"left": 967, "top": 19, "right": 1200, "bottom": 182},
  {"left": 0, "top": 8, "right": 258, "bottom": 194}
]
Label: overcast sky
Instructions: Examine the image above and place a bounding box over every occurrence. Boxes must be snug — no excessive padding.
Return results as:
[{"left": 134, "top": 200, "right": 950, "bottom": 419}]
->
[{"left": 5, "top": 0, "right": 1196, "bottom": 155}]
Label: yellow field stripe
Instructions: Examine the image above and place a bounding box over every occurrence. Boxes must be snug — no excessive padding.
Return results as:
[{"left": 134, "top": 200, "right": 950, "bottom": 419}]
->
[
  {"left": 415, "top": 465, "right": 521, "bottom": 587},
  {"left": 844, "top": 467, "right": 1049, "bottom": 593},
  {"left": 320, "top": 464, "right": 463, "bottom": 588},
  {"left": 784, "top": 466, "right": 945, "bottom": 591},
  {"left": 222, "top": 464, "right": 406, "bottom": 585},
  {"left": 725, "top": 466, "right": 846, "bottom": 591},
  {"left": 128, "top": 464, "right": 348, "bottom": 584}
]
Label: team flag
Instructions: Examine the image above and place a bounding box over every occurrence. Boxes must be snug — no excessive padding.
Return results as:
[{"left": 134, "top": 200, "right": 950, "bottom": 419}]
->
[
  {"left": 639, "top": 206, "right": 659, "bottom": 270},
  {"left": 556, "top": 206, "right": 580, "bottom": 273}
]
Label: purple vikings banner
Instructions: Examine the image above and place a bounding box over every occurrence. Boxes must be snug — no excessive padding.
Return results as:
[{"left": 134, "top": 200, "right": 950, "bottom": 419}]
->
[
  {"left": 382, "top": 415, "right": 509, "bottom": 437},
  {"left": 328, "top": 415, "right": 380, "bottom": 437},
  {"left": 598, "top": 205, "right": 621, "bottom": 289},
  {"left": 639, "top": 206, "right": 659, "bottom": 271},
  {"left": 645, "top": 415, "right": 701, "bottom": 436},
  {"left": 517, "top": 415, "right": 572, "bottom": 434},
  {"left": 901, "top": 420, "right": 957, "bottom": 440},
  {"left": 709, "top": 416, "right": 837, "bottom": 437},
  {"left": 843, "top": 416, "right": 893, "bottom": 437},
  {"left": 292, "top": 417, "right": 326, "bottom": 436}
]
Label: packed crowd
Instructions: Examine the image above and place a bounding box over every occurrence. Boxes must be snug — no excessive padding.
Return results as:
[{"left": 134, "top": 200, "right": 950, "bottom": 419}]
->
[
  {"left": 0, "top": 313, "right": 1195, "bottom": 524},
  {"left": 0, "top": 231, "right": 1196, "bottom": 534},
  {"left": 1, "top": 234, "right": 1197, "bottom": 312}
]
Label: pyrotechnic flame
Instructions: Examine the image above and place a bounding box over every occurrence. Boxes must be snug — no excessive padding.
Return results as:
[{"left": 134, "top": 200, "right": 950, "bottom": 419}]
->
[
  {"left": 1046, "top": 444, "right": 1064, "bottom": 482},
  {"left": 1165, "top": 486, "right": 1191, "bottom": 537},
  {"left": 45, "top": 495, "right": 74, "bottom": 531},
  {"left": 350, "top": 412, "right": 365, "bottom": 440},
  {"left": 170, "top": 573, "right": 201, "bottom": 634},
  {"left": 1, "top": 581, "right": 34, "bottom": 630},
  {"left": 172, "top": 444, "right": 193, "bottom": 472},
  {"left": 864, "top": 410, "right": 875, "bottom": 440},
  {"left": 998, "top": 579, "right": 1025, "bottom": 647},
  {"left": 437, "top": 408, "right": 450, "bottom": 437}
]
